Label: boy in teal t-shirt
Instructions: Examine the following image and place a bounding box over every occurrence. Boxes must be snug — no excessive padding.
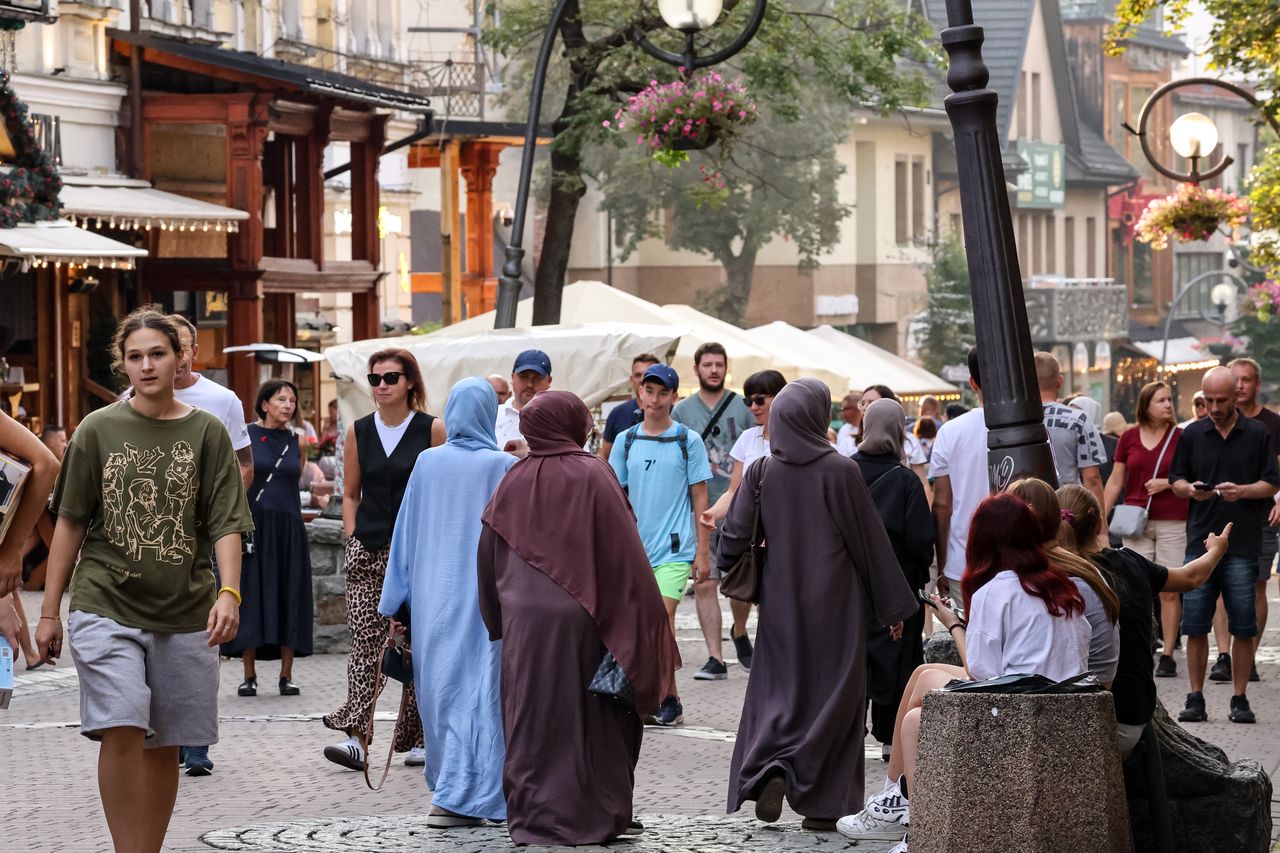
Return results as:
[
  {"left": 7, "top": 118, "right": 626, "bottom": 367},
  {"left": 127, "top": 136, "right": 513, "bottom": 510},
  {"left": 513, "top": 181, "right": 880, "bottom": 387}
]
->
[{"left": 609, "top": 364, "right": 711, "bottom": 726}]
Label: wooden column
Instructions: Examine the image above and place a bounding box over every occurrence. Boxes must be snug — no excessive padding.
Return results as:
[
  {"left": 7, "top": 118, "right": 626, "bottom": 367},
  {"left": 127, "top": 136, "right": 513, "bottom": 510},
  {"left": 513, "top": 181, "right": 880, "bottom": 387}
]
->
[
  {"left": 228, "top": 279, "right": 265, "bottom": 417},
  {"left": 440, "top": 139, "right": 462, "bottom": 325},
  {"left": 226, "top": 97, "right": 270, "bottom": 271},
  {"left": 350, "top": 115, "right": 388, "bottom": 267},
  {"left": 297, "top": 106, "right": 332, "bottom": 266},
  {"left": 351, "top": 291, "right": 379, "bottom": 341},
  {"left": 264, "top": 293, "right": 297, "bottom": 348},
  {"left": 461, "top": 141, "right": 505, "bottom": 315}
]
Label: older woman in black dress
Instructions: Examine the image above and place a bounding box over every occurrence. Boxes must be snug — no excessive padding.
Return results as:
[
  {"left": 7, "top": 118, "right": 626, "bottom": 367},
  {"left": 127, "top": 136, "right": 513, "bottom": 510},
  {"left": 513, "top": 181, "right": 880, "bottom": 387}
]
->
[{"left": 223, "top": 379, "right": 313, "bottom": 695}]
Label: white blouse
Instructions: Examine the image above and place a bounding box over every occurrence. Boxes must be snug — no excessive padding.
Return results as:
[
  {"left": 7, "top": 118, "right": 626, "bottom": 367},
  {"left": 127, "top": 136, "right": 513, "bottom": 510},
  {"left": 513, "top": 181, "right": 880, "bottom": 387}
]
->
[{"left": 965, "top": 571, "right": 1090, "bottom": 682}]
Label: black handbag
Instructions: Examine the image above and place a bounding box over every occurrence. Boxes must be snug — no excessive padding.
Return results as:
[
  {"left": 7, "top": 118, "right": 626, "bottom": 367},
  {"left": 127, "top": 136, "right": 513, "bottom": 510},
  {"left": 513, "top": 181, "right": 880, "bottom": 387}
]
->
[
  {"left": 588, "top": 651, "right": 636, "bottom": 709},
  {"left": 720, "top": 458, "right": 767, "bottom": 603},
  {"left": 380, "top": 643, "right": 413, "bottom": 685}
]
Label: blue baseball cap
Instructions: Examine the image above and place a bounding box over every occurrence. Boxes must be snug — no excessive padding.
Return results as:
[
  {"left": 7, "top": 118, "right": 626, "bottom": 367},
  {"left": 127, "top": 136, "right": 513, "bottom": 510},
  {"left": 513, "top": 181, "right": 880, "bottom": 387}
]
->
[
  {"left": 512, "top": 349, "right": 552, "bottom": 376},
  {"left": 642, "top": 363, "right": 679, "bottom": 391}
]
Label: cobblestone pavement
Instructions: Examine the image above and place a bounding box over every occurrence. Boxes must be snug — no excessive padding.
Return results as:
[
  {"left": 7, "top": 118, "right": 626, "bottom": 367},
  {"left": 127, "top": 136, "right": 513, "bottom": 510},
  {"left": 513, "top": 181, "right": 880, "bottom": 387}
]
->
[{"left": 6, "top": 588, "right": 1280, "bottom": 851}]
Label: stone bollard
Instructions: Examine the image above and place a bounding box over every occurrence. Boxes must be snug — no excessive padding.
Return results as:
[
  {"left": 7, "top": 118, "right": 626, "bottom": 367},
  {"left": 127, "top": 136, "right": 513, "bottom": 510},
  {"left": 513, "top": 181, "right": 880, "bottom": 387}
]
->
[
  {"left": 306, "top": 517, "right": 350, "bottom": 654},
  {"left": 911, "top": 691, "right": 1132, "bottom": 853}
]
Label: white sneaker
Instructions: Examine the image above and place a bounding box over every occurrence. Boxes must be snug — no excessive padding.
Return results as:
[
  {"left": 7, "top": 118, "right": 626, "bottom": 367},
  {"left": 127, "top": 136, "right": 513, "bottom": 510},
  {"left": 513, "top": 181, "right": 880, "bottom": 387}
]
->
[
  {"left": 835, "top": 781, "right": 910, "bottom": 840},
  {"left": 889, "top": 835, "right": 909, "bottom": 853},
  {"left": 404, "top": 746, "right": 426, "bottom": 766},
  {"left": 323, "top": 735, "right": 366, "bottom": 771}
]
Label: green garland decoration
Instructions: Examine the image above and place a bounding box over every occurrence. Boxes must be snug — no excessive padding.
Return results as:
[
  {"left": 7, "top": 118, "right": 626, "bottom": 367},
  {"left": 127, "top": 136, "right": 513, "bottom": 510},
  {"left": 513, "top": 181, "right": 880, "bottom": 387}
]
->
[{"left": 0, "top": 70, "right": 61, "bottom": 229}]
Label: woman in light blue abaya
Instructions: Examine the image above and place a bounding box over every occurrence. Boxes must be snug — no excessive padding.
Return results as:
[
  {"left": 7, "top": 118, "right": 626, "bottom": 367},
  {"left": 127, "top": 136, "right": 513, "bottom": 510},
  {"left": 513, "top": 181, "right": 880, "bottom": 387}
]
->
[{"left": 379, "top": 377, "right": 517, "bottom": 828}]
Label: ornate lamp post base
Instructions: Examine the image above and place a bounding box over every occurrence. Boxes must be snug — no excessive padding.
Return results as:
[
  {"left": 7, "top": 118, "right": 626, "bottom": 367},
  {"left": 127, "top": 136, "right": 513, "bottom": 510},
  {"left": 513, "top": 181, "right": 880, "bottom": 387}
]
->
[{"left": 940, "top": 0, "right": 1057, "bottom": 491}]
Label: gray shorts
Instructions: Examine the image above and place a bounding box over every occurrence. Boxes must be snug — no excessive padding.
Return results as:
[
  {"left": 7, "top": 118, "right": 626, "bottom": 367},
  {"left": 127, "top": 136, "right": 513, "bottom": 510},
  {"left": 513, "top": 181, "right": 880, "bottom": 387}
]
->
[{"left": 68, "top": 610, "right": 219, "bottom": 748}]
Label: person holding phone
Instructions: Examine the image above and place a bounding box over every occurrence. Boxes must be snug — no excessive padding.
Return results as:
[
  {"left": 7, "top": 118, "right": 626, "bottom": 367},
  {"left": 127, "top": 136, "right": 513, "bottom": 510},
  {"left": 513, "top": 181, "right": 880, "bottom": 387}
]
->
[{"left": 1167, "top": 366, "right": 1279, "bottom": 724}]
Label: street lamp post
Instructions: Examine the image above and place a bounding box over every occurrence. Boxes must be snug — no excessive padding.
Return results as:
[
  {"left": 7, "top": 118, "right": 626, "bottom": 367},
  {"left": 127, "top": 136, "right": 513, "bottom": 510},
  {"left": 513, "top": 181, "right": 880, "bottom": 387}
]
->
[
  {"left": 939, "top": 0, "right": 1057, "bottom": 490},
  {"left": 494, "top": 0, "right": 767, "bottom": 329}
]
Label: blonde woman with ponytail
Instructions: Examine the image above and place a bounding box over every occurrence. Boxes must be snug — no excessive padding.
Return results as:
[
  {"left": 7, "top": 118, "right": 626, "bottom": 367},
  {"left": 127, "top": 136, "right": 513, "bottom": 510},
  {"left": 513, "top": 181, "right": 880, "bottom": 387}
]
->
[
  {"left": 1006, "top": 478, "right": 1121, "bottom": 686},
  {"left": 1057, "top": 484, "right": 1230, "bottom": 752}
]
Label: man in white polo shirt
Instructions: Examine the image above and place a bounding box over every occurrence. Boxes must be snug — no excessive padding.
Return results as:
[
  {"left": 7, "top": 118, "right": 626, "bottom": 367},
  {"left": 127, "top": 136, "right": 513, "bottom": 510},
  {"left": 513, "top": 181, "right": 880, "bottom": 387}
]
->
[
  {"left": 929, "top": 347, "right": 988, "bottom": 610},
  {"left": 495, "top": 349, "right": 553, "bottom": 456},
  {"left": 164, "top": 314, "right": 253, "bottom": 776}
]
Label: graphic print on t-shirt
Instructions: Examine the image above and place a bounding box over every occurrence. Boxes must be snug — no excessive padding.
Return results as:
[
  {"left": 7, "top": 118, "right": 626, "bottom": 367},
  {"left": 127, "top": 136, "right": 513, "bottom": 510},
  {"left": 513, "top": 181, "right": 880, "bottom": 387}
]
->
[{"left": 107, "top": 441, "right": 198, "bottom": 565}]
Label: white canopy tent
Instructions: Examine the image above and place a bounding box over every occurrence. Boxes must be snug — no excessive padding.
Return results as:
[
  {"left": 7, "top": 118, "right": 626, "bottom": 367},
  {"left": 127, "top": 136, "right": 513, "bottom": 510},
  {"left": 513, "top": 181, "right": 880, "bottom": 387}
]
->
[
  {"left": 661, "top": 305, "right": 851, "bottom": 396},
  {"left": 806, "top": 325, "right": 959, "bottom": 399},
  {"left": 432, "top": 281, "right": 780, "bottom": 389},
  {"left": 324, "top": 322, "right": 685, "bottom": 423}
]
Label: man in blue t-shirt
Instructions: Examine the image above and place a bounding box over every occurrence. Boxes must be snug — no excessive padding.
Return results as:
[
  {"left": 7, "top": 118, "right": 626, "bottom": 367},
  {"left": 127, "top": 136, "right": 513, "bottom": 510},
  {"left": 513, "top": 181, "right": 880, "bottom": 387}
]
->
[
  {"left": 609, "top": 363, "right": 712, "bottom": 727},
  {"left": 598, "top": 353, "right": 660, "bottom": 461}
]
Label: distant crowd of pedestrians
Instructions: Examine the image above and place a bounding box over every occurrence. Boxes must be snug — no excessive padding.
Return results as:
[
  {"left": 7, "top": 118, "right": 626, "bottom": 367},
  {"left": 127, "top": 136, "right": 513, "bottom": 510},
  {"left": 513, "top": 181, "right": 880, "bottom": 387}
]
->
[{"left": 5, "top": 305, "right": 1279, "bottom": 852}]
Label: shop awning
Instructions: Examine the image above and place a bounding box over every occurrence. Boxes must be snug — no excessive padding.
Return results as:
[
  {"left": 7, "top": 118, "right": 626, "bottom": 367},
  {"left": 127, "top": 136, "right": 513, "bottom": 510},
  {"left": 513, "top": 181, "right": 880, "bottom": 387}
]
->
[
  {"left": 60, "top": 180, "right": 249, "bottom": 233},
  {"left": 0, "top": 220, "right": 147, "bottom": 269}
]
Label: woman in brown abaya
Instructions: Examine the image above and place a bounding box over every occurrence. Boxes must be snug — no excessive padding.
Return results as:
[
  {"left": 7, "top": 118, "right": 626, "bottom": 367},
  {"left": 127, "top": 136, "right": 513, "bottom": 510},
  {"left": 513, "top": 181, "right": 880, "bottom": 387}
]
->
[
  {"left": 478, "top": 390, "right": 679, "bottom": 846},
  {"left": 720, "top": 378, "right": 919, "bottom": 830}
]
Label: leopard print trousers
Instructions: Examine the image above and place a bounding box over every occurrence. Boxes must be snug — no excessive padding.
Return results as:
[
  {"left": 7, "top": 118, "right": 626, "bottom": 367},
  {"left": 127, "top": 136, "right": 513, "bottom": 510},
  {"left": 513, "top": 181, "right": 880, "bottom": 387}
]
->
[{"left": 322, "top": 536, "right": 423, "bottom": 751}]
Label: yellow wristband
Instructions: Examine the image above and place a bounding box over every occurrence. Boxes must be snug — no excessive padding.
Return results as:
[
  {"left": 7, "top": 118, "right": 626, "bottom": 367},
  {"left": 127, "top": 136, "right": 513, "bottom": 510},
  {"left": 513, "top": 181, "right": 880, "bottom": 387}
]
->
[{"left": 218, "top": 586, "right": 243, "bottom": 606}]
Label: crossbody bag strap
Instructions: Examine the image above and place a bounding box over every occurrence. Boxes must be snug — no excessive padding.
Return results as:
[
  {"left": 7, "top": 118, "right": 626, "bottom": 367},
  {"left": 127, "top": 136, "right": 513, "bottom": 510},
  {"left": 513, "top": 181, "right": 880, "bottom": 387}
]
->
[
  {"left": 1144, "top": 426, "right": 1177, "bottom": 513},
  {"left": 748, "top": 457, "right": 767, "bottom": 545},
  {"left": 702, "top": 392, "right": 737, "bottom": 442},
  {"left": 360, "top": 627, "right": 409, "bottom": 792},
  {"left": 252, "top": 434, "right": 295, "bottom": 506}
]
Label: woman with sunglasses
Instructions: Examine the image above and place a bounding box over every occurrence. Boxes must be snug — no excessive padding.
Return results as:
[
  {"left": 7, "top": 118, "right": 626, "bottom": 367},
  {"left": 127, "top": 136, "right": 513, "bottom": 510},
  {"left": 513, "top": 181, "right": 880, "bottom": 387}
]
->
[
  {"left": 323, "top": 348, "right": 444, "bottom": 771},
  {"left": 699, "top": 370, "right": 787, "bottom": 669}
]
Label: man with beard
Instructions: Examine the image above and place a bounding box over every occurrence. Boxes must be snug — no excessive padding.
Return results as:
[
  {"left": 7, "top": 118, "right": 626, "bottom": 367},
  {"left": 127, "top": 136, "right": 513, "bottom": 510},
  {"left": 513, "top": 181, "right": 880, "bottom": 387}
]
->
[
  {"left": 494, "top": 350, "right": 554, "bottom": 458},
  {"left": 672, "top": 342, "right": 755, "bottom": 679}
]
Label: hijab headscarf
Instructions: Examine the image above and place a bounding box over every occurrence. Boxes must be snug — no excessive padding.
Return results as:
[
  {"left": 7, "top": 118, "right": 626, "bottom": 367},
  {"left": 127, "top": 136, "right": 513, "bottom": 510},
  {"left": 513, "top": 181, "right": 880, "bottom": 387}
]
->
[
  {"left": 444, "top": 377, "right": 500, "bottom": 451},
  {"left": 858, "top": 398, "right": 908, "bottom": 462},
  {"left": 482, "top": 390, "right": 678, "bottom": 714},
  {"left": 768, "top": 378, "right": 837, "bottom": 465},
  {"left": 1068, "top": 395, "right": 1103, "bottom": 429}
]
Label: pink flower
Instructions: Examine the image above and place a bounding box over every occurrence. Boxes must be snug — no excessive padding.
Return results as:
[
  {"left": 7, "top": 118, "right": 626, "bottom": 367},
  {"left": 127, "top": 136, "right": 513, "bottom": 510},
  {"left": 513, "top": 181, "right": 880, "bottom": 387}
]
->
[{"left": 602, "top": 120, "right": 611, "bottom": 128}]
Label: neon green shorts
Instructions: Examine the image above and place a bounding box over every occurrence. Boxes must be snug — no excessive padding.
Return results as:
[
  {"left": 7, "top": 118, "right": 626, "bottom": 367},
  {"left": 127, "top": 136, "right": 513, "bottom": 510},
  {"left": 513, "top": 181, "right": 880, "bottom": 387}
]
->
[{"left": 653, "top": 561, "right": 692, "bottom": 601}]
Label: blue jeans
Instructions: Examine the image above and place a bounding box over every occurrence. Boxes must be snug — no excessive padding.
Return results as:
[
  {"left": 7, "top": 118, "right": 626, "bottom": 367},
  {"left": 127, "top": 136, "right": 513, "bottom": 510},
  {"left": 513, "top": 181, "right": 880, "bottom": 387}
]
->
[{"left": 1180, "top": 551, "right": 1259, "bottom": 638}]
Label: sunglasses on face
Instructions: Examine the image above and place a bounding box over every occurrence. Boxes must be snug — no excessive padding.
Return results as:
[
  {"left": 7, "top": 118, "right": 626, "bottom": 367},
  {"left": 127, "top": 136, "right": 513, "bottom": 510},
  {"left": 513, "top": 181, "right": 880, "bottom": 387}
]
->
[
  {"left": 747, "top": 394, "right": 772, "bottom": 407},
  {"left": 367, "top": 372, "right": 403, "bottom": 387}
]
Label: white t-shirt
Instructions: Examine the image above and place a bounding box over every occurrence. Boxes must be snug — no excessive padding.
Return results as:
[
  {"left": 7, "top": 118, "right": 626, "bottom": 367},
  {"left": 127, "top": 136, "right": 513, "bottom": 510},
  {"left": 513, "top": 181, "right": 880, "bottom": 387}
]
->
[
  {"left": 835, "top": 422, "right": 858, "bottom": 456},
  {"left": 374, "top": 413, "right": 413, "bottom": 456},
  {"left": 928, "top": 407, "right": 989, "bottom": 581},
  {"left": 966, "top": 570, "right": 1091, "bottom": 682},
  {"left": 729, "top": 426, "right": 770, "bottom": 466},
  {"left": 172, "top": 374, "right": 252, "bottom": 451},
  {"left": 494, "top": 399, "right": 524, "bottom": 448}
]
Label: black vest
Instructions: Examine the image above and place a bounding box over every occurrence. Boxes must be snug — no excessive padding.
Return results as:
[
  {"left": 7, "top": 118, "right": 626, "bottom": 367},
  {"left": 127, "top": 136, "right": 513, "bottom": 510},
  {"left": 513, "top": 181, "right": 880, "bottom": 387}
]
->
[{"left": 352, "top": 411, "right": 435, "bottom": 550}]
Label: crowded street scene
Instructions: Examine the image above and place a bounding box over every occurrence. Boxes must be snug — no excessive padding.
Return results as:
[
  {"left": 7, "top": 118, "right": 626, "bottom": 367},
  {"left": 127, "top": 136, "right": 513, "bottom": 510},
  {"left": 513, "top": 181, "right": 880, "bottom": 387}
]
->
[{"left": 3, "top": 0, "right": 1280, "bottom": 851}]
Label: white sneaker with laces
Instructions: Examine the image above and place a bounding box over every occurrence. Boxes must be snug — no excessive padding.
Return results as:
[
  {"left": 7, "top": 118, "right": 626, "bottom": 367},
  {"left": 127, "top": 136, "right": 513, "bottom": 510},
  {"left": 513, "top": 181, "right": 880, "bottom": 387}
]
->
[
  {"left": 888, "top": 835, "right": 909, "bottom": 853},
  {"left": 323, "top": 735, "right": 367, "bottom": 771},
  {"left": 404, "top": 746, "right": 426, "bottom": 766},
  {"left": 835, "top": 779, "right": 910, "bottom": 841}
]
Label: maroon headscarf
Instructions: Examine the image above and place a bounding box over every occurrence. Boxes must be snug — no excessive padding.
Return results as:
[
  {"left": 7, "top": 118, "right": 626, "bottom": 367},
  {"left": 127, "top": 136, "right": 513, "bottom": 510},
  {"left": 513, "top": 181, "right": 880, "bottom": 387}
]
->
[{"left": 482, "top": 391, "right": 679, "bottom": 714}]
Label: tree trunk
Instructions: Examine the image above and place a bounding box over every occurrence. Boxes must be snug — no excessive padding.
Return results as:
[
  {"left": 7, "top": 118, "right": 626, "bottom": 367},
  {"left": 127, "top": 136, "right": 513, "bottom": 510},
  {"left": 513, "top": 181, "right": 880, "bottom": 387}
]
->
[
  {"left": 531, "top": 116, "right": 586, "bottom": 325},
  {"left": 715, "top": 247, "right": 759, "bottom": 326}
]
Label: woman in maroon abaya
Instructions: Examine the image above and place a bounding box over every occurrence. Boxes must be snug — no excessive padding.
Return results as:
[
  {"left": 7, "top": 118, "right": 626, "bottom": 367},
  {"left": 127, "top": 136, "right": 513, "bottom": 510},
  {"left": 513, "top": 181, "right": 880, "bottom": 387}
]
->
[
  {"left": 478, "top": 390, "right": 679, "bottom": 846},
  {"left": 719, "top": 378, "right": 918, "bottom": 830}
]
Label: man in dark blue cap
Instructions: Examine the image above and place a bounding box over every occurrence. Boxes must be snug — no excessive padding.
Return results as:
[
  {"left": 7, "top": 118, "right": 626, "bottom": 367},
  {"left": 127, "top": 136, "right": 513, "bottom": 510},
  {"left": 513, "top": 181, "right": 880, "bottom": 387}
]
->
[{"left": 495, "top": 349, "right": 553, "bottom": 455}]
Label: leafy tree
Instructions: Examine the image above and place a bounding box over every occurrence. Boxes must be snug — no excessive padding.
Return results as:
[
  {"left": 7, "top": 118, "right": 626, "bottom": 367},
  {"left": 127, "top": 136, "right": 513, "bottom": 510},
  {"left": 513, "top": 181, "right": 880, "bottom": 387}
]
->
[
  {"left": 1106, "top": 0, "right": 1280, "bottom": 277},
  {"left": 916, "top": 230, "right": 975, "bottom": 376},
  {"left": 486, "top": 0, "right": 937, "bottom": 324}
]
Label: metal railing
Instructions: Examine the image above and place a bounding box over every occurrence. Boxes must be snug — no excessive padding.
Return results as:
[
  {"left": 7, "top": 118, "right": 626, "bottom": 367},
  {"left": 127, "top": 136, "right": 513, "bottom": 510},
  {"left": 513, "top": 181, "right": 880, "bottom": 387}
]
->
[{"left": 410, "top": 59, "right": 484, "bottom": 118}]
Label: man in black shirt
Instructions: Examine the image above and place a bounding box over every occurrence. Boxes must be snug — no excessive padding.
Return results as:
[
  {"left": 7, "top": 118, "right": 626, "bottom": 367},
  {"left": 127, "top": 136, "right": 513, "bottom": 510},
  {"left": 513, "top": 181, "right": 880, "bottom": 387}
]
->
[
  {"left": 1169, "top": 367, "right": 1280, "bottom": 724},
  {"left": 598, "top": 353, "right": 660, "bottom": 461}
]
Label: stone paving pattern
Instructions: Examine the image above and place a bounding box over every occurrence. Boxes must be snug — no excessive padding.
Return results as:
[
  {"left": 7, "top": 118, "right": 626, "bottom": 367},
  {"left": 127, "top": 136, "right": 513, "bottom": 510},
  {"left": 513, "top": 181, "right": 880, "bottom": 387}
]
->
[{"left": 6, "top": 591, "right": 1280, "bottom": 851}]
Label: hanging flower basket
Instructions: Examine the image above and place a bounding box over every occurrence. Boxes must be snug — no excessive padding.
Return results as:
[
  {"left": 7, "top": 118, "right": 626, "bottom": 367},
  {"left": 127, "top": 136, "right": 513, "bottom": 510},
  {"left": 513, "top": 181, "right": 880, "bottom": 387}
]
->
[
  {"left": 1244, "top": 280, "right": 1280, "bottom": 323},
  {"left": 1194, "top": 334, "right": 1246, "bottom": 359},
  {"left": 606, "top": 70, "right": 757, "bottom": 168},
  {"left": 1133, "top": 183, "right": 1250, "bottom": 251}
]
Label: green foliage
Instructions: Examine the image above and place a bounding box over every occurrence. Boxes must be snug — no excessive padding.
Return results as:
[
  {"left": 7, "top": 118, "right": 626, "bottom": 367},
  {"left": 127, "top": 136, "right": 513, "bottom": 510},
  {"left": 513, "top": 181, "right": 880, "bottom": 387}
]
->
[
  {"left": 917, "top": 230, "right": 975, "bottom": 376},
  {"left": 486, "top": 0, "right": 939, "bottom": 322}
]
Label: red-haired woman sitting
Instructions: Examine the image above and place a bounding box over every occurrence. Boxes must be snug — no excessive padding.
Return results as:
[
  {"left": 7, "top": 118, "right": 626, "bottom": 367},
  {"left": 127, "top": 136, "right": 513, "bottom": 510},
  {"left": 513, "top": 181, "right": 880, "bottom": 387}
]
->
[{"left": 838, "top": 493, "right": 1091, "bottom": 851}]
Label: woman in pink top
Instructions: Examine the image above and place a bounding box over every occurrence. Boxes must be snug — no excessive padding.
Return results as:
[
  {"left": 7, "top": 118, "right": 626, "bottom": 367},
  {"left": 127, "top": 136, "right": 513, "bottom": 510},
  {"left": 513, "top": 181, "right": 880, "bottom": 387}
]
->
[{"left": 1104, "top": 380, "right": 1188, "bottom": 678}]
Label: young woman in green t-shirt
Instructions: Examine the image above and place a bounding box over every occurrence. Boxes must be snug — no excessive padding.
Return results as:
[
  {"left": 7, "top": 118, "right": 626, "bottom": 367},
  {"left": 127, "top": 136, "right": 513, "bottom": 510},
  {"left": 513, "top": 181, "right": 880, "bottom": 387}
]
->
[{"left": 35, "top": 307, "right": 253, "bottom": 853}]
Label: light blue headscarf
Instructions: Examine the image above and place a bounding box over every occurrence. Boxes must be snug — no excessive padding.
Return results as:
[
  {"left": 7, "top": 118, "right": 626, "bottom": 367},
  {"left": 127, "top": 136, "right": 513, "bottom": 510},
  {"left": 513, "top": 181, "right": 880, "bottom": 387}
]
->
[{"left": 444, "top": 377, "right": 500, "bottom": 451}]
